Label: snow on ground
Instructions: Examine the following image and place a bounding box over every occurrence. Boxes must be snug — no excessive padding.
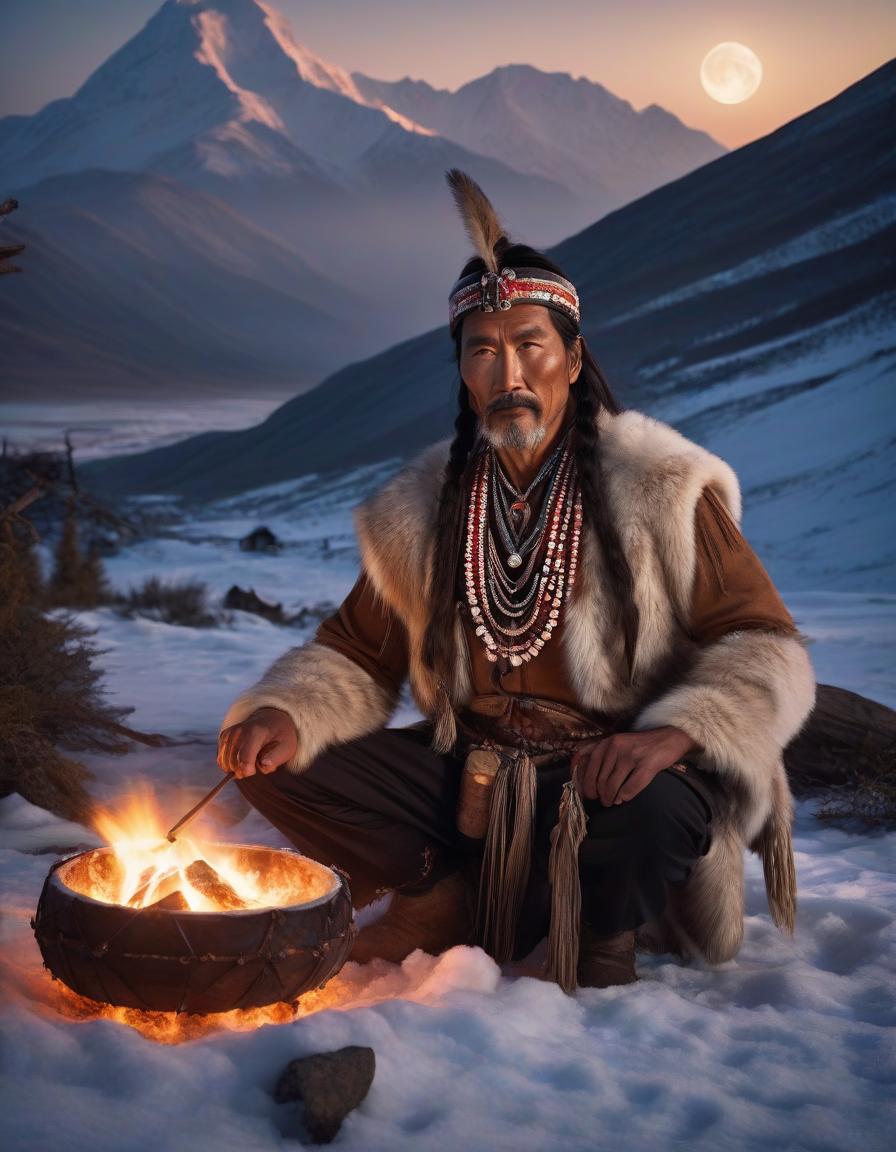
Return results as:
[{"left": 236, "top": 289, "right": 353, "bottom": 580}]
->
[
  {"left": 2, "top": 785, "right": 893, "bottom": 1152},
  {"left": 4, "top": 442, "right": 894, "bottom": 1151}
]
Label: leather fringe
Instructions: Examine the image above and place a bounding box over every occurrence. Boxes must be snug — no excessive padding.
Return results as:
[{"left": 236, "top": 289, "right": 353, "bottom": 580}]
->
[
  {"left": 431, "top": 681, "right": 458, "bottom": 754},
  {"left": 758, "top": 808, "right": 797, "bottom": 934},
  {"left": 546, "top": 780, "right": 588, "bottom": 993},
  {"left": 476, "top": 750, "right": 537, "bottom": 963},
  {"left": 704, "top": 485, "right": 745, "bottom": 551},
  {"left": 697, "top": 486, "right": 745, "bottom": 594}
]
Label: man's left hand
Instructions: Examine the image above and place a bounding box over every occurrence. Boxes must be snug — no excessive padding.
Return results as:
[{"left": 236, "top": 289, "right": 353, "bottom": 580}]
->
[{"left": 570, "top": 726, "right": 701, "bottom": 807}]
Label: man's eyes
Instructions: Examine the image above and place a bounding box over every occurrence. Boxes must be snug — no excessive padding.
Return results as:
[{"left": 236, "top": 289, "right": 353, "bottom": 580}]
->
[{"left": 472, "top": 342, "right": 538, "bottom": 355}]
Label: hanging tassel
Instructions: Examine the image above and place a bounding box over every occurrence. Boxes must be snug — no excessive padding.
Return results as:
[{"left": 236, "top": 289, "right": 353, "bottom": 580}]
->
[
  {"left": 758, "top": 808, "right": 797, "bottom": 934},
  {"left": 431, "top": 680, "right": 458, "bottom": 754},
  {"left": 476, "top": 750, "right": 537, "bottom": 963},
  {"left": 546, "top": 780, "right": 588, "bottom": 993}
]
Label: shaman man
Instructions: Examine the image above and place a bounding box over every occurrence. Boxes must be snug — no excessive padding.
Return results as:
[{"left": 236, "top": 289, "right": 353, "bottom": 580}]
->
[{"left": 218, "top": 170, "right": 816, "bottom": 990}]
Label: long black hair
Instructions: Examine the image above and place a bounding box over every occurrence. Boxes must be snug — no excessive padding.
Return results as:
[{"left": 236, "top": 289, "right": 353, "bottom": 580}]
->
[{"left": 422, "top": 241, "right": 641, "bottom": 690}]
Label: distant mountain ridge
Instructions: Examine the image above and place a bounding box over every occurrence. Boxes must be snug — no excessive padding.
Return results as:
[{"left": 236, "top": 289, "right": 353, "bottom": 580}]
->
[
  {"left": 2, "top": 168, "right": 366, "bottom": 397},
  {"left": 352, "top": 64, "right": 722, "bottom": 208},
  {"left": 0, "top": 0, "right": 726, "bottom": 399}
]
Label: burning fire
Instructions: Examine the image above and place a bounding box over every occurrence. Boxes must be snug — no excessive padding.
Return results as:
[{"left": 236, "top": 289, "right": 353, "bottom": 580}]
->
[
  {"left": 33, "top": 783, "right": 353, "bottom": 1041},
  {"left": 86, "top": 782, "right": 328, "bottom": 913}
]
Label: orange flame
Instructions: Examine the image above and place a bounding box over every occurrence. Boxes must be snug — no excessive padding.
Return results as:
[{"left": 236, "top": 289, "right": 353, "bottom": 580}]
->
[{"left": 90, "top": 781, "right": 293, "bottom": 912}]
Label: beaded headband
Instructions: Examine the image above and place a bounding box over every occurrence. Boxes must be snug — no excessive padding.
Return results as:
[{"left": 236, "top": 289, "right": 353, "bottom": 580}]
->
[
  {"left": 448, "top": 266, "right": 580, "bottom": 336},
  {"left": 445, "top": 168, "right": 581, "bottom": 336}
]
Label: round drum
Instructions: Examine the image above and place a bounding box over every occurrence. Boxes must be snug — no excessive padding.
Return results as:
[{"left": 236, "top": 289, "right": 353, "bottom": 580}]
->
[{"left": 32, "top": 844, "right": 355, "bottom": 1014}]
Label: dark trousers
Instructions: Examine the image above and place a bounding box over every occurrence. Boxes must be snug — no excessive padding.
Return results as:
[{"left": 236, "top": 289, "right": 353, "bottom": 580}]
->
[{"left": 237, "top": 724, "right": 713, "bottom": 959}]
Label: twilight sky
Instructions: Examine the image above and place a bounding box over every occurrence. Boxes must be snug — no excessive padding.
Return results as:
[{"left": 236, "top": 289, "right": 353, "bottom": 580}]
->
[{"left": 1, "top": 0, "right": 893, "bottom": 149}]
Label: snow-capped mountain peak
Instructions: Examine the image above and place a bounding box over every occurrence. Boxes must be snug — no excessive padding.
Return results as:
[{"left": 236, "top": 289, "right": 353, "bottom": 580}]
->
[{"left": 0, "top": 0, "right": 435, "bottom": 185}]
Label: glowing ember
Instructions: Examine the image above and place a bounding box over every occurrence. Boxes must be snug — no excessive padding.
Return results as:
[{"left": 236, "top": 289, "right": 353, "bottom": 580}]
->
[{"left": 52, "top": 981, "right": 349, "bottom": 1045}]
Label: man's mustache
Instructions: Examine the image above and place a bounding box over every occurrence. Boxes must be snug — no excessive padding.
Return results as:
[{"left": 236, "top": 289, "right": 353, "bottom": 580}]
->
[{"left": 485, "top": 393, "right": 542, "bottom": 417}]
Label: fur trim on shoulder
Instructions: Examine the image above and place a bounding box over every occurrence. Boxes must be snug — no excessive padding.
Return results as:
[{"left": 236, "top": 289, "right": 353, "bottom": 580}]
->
[
  {"left": 596, "top": 407, "right": 742, "bottom": 628},
  {"left": 597, "top": 407, "right": 742, "bottom": 523},
  {"left": 353, "top": 439, "right": 464, "bottom": 722},
  {"left": 218, "top": 642, "right": 398, "bottom": 774},
  {"left": 353, "top": 439, "right": 450, "bottom": 626}
]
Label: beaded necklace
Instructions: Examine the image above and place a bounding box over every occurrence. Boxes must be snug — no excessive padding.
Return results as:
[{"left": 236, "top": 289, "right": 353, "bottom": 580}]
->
[
  {"left": 493, "top": 428, "right": 571, "bottom": 568},
  {"left": 463, "top": 436, "right": 582, "bottom": 668}
]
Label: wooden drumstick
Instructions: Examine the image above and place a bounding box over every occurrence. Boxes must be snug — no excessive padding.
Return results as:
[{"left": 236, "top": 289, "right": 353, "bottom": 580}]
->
[{"left": 166, "top": 772, "right": 234, "bottom": 843}]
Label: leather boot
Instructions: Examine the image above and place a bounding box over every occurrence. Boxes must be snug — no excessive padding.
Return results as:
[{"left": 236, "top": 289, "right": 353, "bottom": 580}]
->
[
  {"left": 576, "top": 922, "right": 638, "bottom": 988},
  {"left": 349, "top": 870, "right": 474, "bottom": 965}
]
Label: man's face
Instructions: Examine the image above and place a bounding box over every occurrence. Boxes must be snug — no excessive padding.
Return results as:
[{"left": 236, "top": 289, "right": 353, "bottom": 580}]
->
[{"left": 459, "top": 303, "right": 581, "bottom": 453}]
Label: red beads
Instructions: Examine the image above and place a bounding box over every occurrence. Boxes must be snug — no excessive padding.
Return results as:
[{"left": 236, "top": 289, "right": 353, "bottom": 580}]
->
[{"left": 462, "top": 443, "right": 582, "bottom": 666}]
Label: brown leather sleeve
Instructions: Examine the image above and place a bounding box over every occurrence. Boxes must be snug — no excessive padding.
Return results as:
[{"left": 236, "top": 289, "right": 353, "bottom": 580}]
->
[
  {"left": 688, "top": 486, "right": 798, "bottom": 645},
  {"left": 314, "top": 569, "right": 410, "bottom": 696}
]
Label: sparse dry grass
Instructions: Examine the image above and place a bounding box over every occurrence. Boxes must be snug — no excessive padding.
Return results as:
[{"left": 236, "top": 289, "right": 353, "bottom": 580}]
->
[
  {"left": 117, "top": 575, "right": 220, "bottom": 628},
  {"left": 814, "top": 743, "right": 896, "bottom": 830}
]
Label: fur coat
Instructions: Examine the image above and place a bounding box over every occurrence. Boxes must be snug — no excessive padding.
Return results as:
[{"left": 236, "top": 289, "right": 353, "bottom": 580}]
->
[{"left": 220, "top": 405, "right": 817, "bottom": 964}]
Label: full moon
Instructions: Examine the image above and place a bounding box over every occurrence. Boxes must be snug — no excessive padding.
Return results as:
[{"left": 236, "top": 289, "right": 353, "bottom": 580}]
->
[{"left": 700, "top": 42, "right": 763, "bottom": 104}]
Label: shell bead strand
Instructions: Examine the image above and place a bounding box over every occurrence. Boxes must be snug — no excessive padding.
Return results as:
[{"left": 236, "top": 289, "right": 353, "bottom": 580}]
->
[{"left": 462, "top": 440, "right": 582, "bottom": 666}]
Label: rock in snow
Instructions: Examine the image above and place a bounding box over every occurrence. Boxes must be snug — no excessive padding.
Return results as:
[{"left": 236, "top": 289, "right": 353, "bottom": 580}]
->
[{"left": 274, "top": 1045, "right": 376, "bottom": 1143}]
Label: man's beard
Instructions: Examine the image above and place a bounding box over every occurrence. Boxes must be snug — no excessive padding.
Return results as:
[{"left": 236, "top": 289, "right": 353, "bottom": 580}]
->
[
  {"left": 480, "top": 395, "right": 547, "bottom": 452},
  {"left": 481, "top": 420, "right": 547, "bottom": 452}
]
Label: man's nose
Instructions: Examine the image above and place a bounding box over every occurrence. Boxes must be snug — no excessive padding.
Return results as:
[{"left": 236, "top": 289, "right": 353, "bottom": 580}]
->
[{"left": 493, "top": 344, "right": 524, "bottom": 394}]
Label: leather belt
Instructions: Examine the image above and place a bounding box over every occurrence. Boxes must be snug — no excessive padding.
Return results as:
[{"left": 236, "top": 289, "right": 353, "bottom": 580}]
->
[
  {"left": 456, "top": 693, "right": 613, "bottom": 761},
  {"left": 454, "top": 693, "right": 715, "bottom": 815}
]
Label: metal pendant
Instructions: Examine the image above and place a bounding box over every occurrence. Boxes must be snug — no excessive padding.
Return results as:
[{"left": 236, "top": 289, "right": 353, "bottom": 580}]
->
[
  {"left": 509, "top": 500, "right": 531, "bottom": 536},
  {"left": 507, "top": 552, "right": 523, "bottom": 569}
]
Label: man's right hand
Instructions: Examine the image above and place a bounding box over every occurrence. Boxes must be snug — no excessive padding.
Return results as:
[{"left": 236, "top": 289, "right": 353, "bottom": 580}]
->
[{"left": 217, "top": 706, "right": 298, "bottom": 778}]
